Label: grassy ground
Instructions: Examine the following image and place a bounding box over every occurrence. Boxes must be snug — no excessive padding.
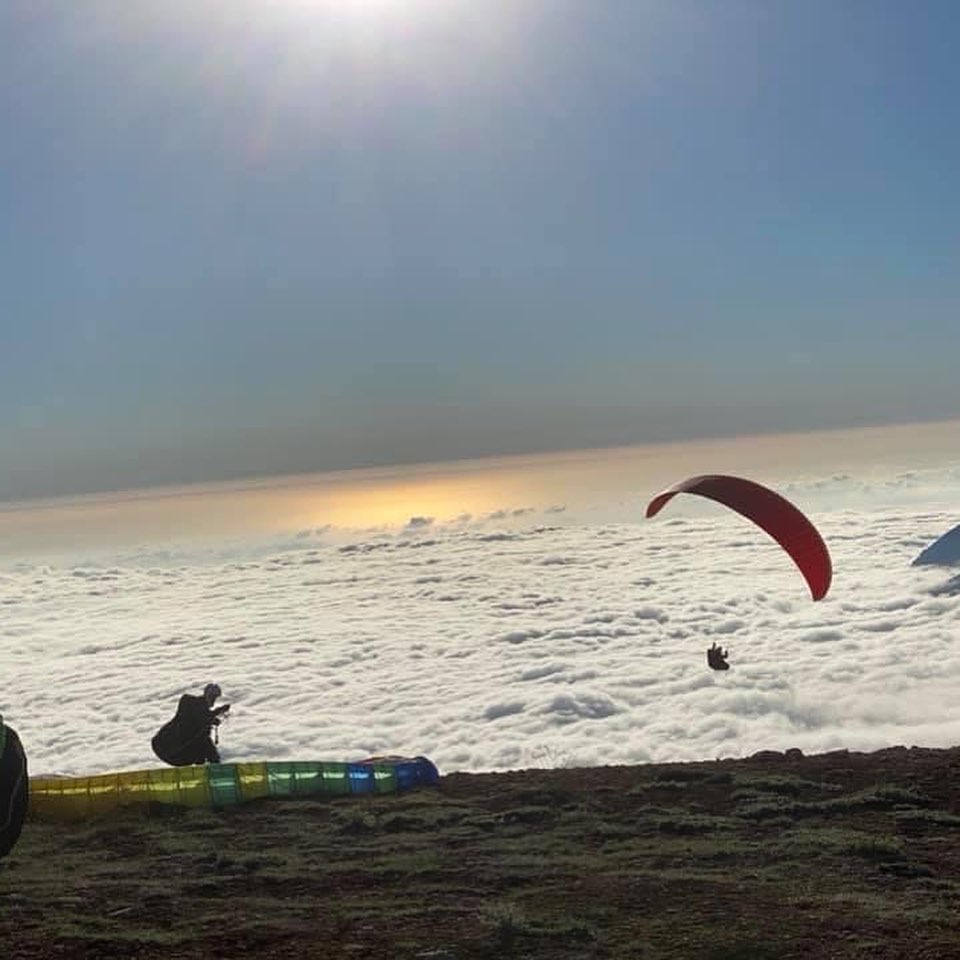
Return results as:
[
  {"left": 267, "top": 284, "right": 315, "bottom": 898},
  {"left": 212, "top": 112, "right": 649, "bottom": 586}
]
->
[{"left": 4, "top": 745, "right": 960, "bottom": 959}]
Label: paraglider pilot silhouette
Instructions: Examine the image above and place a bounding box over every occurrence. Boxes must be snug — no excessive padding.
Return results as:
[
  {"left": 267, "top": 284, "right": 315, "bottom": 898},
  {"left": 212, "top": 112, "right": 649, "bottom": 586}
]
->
[
  {"left": 707, "top": 642, "right": 730, "bottom": 671},
  {"left": 152, "top": 684, "right": 230, "bottom": 766}
]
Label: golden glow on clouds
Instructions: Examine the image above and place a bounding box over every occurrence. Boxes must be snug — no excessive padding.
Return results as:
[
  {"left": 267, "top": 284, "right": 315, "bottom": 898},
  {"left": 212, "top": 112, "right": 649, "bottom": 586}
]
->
[
  {"left": 3, "top": 419, "right": 960, "bottom": 558},
  {"left": 289, "top": 477, "right": 514, "bottom": 530}
]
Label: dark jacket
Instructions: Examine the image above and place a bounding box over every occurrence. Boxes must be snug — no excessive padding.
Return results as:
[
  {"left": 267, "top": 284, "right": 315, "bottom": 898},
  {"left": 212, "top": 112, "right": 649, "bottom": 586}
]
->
[{"left": 152, "top": 694, "right": 226, "bottom": 766}]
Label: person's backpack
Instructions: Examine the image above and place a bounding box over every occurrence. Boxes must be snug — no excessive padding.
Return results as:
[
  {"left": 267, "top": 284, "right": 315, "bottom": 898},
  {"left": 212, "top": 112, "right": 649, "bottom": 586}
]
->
[{"left": 0, "top": 718, "right": 29, "bottom": 859}]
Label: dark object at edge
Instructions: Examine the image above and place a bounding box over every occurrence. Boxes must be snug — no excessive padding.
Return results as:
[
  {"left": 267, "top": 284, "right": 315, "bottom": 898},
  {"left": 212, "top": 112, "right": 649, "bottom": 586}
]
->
[{"left": 0, "top": 721, "right": 28, "bottom": 859}]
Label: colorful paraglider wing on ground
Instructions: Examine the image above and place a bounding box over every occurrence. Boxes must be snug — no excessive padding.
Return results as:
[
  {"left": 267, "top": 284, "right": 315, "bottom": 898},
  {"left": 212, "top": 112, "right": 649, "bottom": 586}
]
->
[
  {"left": 646, "top": 474, "right": 832, "bottom": 601},
  {"left": 0, "top": 719, "right": 29, "bottom": 859},
  {"left": 28, "top": 756, "right": 440, "bottom": 821}
]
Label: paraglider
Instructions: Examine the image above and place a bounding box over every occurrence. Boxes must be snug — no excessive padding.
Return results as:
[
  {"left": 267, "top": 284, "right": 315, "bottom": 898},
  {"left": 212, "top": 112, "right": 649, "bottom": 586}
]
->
[
  {"left": 645, "top": 474, "right": 832, "bottom": 601},
  {"left": 30, "top": 756, "right": 440, "bottom": 821}
]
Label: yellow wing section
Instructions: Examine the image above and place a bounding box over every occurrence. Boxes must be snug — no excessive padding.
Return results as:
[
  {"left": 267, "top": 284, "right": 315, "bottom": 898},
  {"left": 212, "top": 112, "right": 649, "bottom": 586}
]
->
[{"left": 29, "top": 757, "right": 437, "bottom": 821}]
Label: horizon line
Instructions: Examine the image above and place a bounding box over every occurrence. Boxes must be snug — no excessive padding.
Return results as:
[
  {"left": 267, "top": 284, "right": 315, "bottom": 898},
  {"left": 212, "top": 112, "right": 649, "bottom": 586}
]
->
[{"left": 2, "top": 414, "right": 958, "bottom": 516}]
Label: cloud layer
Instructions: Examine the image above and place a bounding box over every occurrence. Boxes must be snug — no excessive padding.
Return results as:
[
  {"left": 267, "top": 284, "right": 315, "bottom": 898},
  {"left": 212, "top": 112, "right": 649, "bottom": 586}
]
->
[{"left": 3, "top": 462, "right": 960, "bottom": 777}]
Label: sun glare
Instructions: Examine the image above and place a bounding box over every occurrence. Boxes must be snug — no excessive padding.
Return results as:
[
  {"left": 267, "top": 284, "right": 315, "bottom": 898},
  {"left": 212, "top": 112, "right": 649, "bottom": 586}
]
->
[{"left": 280, "top": 0, "right": 417, "bottom": 18}]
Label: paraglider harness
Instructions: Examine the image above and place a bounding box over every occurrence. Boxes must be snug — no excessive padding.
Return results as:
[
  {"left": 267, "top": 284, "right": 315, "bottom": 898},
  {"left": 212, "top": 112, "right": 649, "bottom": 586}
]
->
[
  {"left": 193, "top": 704, "right": 229, "bottom": 750},
  {"left": 169, "top": 709, "right": 226, "bottom": 756},
  {"left": 211, "top": 708, "right": 228, "bottom": 746},
  {"left": 707, "top": 642, "right": 730, "bottom": 671}
]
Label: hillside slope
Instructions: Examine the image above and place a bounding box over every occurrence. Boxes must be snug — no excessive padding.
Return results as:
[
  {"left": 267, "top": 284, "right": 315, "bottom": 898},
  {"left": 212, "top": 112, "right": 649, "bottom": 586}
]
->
[{"left": 3, "top": 745, "right": 960, "bottom": 959}]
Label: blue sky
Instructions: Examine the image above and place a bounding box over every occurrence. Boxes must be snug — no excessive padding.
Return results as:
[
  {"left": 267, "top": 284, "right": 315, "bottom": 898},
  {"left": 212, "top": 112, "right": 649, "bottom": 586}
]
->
[{"left": 3, "top": 0, "right": 960, "bottom": 501}]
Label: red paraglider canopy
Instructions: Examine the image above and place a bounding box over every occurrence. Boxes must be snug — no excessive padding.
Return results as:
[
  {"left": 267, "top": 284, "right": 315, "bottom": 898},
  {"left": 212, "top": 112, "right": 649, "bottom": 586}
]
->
[{"left": 645, "top": 474, "right": 832, "bottom": 601}]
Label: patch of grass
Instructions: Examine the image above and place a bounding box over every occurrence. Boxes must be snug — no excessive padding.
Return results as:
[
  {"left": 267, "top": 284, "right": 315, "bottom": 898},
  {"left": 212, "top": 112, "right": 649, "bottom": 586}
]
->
[
  {"left": 653, "top": 767, "right": 716, "bottom": 783},
  {"left": 657, "top": 814, "right": 729, "bottom": 836},
  {"left": 704, "top": 771, "right": 735, "bottom": 785},
  {"left": 476, "top": 900, "right": 592, "bottom": 956},
  {"left": 735, "top": 796, "right": 801, "bottom": 820},
  {"left": 703, "top": 944, "right": 782, "bottom": 960},
  {"left": 501, "top": 805, "right": 557, "bottom": 827},
  {"left": 821, "top": 785, "right": 932, "bottom": 812},
  {"left": 732, "top": 774, "right": 841, "bottom": 798},
  {"left": 737, "top": 784, "right": 933, "bottom": 821},
  {"left": 895, "top": 809, "right": 960, "bottom": 829},
  {"left": 11, "top": 749, "right": 960, "bottom": 959},
  {"left": 647, "top": 779, "right": 691, "bottom": 792},
  {"left": 478, "top": 900, "right": 530, "bottom": 956}
]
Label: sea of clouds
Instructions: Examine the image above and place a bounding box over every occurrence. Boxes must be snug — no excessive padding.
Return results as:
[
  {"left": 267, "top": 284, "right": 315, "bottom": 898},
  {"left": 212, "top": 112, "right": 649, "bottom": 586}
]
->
[{"left": 4, "top": 461, "right": 960, "bottom": 778}]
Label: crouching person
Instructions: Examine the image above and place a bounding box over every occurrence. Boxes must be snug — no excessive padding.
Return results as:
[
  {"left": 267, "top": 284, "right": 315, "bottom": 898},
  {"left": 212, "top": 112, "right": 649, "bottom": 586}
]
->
[{"left": 152, "top": 683, "right": 230, "bottom": 766}]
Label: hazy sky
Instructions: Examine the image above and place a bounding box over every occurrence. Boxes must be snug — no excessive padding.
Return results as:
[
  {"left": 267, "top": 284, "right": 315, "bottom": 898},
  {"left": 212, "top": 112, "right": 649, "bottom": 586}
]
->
[{"left": 4, "top": 1, "right": 960, "bottom": 501}]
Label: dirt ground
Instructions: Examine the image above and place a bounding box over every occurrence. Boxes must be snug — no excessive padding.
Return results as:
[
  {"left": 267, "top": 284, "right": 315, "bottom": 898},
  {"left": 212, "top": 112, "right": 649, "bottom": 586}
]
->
[{"left": 4, "top": 745, "right": 960, "bottom": 959}]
